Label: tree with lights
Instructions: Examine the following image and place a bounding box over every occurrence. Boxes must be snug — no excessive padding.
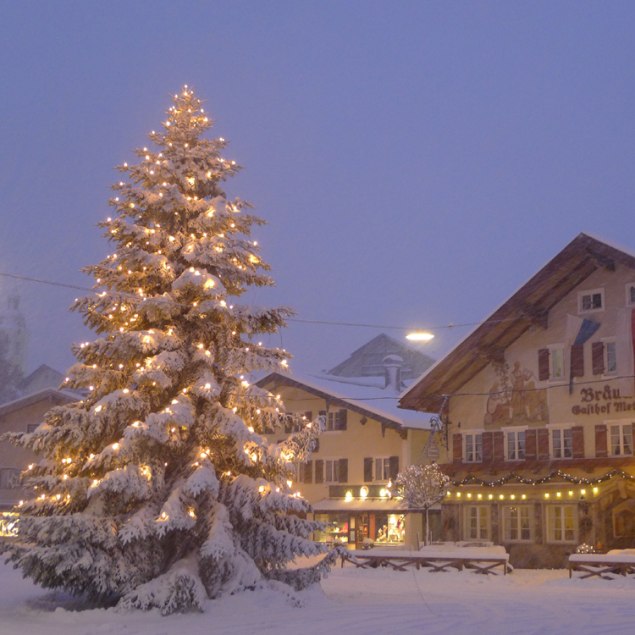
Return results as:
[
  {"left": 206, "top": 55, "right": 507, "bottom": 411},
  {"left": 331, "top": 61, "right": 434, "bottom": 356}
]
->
[
  {"left": 2, "top": 87, "right": 332, "bottom": 614},
  {"left": 394, "top": 463, "right": 449, "bottom": 546}
]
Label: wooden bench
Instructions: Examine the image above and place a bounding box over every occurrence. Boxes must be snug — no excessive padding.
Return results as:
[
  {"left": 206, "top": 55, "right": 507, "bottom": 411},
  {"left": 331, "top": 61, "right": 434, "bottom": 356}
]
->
[
  {"left": 340, "top": 549, "right": 510, "bottom": 575},
  {"left": 569, "top": 553, "right": 635, "bottom": 580}
]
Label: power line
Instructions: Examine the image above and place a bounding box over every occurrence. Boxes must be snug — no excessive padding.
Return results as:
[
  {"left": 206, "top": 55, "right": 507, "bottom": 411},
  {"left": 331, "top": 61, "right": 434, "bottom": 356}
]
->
[{"left": 0, "top": 270, "right": 507, "bottom": 333}]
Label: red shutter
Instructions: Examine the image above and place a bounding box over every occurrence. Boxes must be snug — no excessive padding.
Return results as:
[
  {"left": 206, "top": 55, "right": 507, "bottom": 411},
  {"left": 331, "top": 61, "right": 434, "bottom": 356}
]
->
[
  {"left": 525, "top": 429, "right": 537, "bottom": 460},
  {"left": 452, "top": 433, "right": 463, "bottom": 464},
  {"left": 538, "top": 348, "right": 550, "bottom": 381},
  {"left": 591, "top": 342, "right": 605, "bottom": 376},
  {"left": 338, "top": 458, "right": 348, "bottom": 483},
  {"left": 572, "top": 426, "right": 584, "bottom": 459},
  {"left": 595, "top": 425, "right": 608, "bottom": 458},
  {"left": 537, "top": 429, "right": 550, "bottom": 460},
  {"left": 363, "top": 458, "right": 373, "bottom": 482},
  {"left": 493, "top": 431, "right": 505, "bottom": 462},
  {"left": 571, "top": 344, "right": 585, "bottom": 378},
  {"left": 482, "top": 432, "right": 493, "bottom": 463},
  {"left": 303, "top": 460, "right": 313, "bottom": 484},
  {"left": 315, "top": 460, "right": 324, "bottom": 483}
]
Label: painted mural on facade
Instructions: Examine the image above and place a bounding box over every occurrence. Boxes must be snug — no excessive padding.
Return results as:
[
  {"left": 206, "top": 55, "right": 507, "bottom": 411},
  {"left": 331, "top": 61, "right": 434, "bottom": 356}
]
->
[{"left": 484, "top": 361, "right": 548, "bottom": 426}]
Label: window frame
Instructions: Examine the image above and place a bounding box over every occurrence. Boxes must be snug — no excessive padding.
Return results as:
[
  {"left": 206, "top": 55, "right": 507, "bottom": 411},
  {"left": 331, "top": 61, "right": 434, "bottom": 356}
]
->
[
  {"left": 464, "top": 505, "right": 490, "bottom": 541},
  {"left": 626, "top": 283, "right": 635, "bottom": 307},
  {"left": 373, "top": 457, "right": 392, "bottom": 482},
  {"left": 502, "top": 504, "right": 532, "bottom": 542},
  {"left": 604, "top": 339, "right": 617, "bottom": 376},
  {"left": 607, "top": 421, "right": 633, "bottom": 457},
  {"left": 548, "top": 425, "right": 573, "bottom": 459},
  {"left": 545, "top": 504, "right": 577, "bottom": 543},
  {"left": 578, "top": 288, "right": 604, "bottom": 314},
  {"left": 463, "top": 431, "right": 483, "bottom": 463},
  {"left": 503, "top": 427, "right": 527, "bottom": 461}
]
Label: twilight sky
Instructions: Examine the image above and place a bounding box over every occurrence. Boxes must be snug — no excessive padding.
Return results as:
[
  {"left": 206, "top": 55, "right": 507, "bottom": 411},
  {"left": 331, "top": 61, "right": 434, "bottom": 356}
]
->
[{"left": 1, "top": 1, "right": 635, "bottom": 378}]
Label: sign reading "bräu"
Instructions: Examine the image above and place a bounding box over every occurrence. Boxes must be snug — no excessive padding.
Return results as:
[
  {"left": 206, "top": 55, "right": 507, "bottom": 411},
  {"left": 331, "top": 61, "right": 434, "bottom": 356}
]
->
[{"left": 571, "top": 385, "right": 635, "bottom": 415}]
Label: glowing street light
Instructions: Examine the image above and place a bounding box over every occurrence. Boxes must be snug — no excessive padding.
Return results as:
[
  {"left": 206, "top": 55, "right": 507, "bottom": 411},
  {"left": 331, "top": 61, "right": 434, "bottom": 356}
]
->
[{"left": 406, "top": 331, "right": 435, "bottom": 342}]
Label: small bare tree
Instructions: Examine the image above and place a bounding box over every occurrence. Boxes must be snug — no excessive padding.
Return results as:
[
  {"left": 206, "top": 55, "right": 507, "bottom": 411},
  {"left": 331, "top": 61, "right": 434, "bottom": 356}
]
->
[{"left": 394, "top": 463, "right": 450, "bottom": 546}]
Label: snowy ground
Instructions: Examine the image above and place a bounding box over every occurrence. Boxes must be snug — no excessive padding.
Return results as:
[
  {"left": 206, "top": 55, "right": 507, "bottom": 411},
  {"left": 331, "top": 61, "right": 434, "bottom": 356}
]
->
[{"left": 1, "top": 559, "right": 633, "bottom": 635}]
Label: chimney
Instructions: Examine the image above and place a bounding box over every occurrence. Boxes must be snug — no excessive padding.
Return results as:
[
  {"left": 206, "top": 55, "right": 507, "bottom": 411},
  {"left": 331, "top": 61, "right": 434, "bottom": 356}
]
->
[{"left": 383, "top": 354, "right": 403, "bottom": 392}]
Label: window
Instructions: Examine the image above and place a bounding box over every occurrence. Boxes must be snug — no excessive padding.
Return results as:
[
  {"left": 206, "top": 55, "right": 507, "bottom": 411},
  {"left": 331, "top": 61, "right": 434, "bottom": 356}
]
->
[
  {"left": 464, "top": 506, "right": 489, "bottom": 540},
  {"left": 505, "top": 429, "right": 526, "bottom": 461},
  {"left": 294, "top": 461, "right": 313, "bottom": 484},
  {"left": 374, "top": 458, "right": 391, "bottom": 481},
  {"left": 578, "top": 288, "right": 604, "bottom": 313},
  {"left": 546, "top": 505, "right": 576, "bottom": 543},
  {"left": 609, "top": 423, "right": 633, "bottom": 456},
  {"left": 626, "top": 283, "right": 635, "bottom": 307},
  {"left": 321, "top": 459, "right": 348, "bottom": 483},
  {"left": 550, "top": 427, "right": 573, "bottom": 459},
  {"left": 502, "top": 505, "right": 531, "bottom": 542},
  {"left": 363, "top": 456, "right": 398, "bottom": 482},
  {"left": 538, "top": 346, "right": 564, "bottom": 381},
  {"left": 0, "top": 468, "right": 20, "bottom": 489},
  {"left": 464, "top": 433, "right": 483, "bottom": 463},
  {"left": 320, "top": 409, "right": 347, "bottom": 432}
]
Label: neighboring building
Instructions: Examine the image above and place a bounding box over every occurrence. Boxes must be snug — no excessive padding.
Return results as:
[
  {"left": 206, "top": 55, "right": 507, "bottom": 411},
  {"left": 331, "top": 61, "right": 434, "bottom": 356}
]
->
[
  {"left": 258, "top": 364, "right": 443, "bottom": 548},
  {"left": 0, "top": 368, "right": 79, "bottom": 536},
  {"left": 400, "top": 233, "right": 635, "bottom": 567},
  {"left": 326, "top": 333, "right": 435, "bottom": 384}
]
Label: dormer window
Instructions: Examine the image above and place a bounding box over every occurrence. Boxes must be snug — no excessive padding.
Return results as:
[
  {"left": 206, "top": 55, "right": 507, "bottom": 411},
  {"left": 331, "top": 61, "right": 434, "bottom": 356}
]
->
[{"left": 578, "top": 288, "right": 604, "bottom": 314}]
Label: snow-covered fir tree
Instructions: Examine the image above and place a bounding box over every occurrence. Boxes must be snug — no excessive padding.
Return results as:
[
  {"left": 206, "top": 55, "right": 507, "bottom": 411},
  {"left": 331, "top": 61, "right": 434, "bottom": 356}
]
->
[{"left": 2, "top": 86, "right": 334, "bottom": 614}]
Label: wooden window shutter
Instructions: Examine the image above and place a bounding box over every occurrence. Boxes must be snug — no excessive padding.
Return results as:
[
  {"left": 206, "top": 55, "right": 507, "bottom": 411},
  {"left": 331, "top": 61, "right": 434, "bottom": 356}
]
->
[
  {"left": 572, "top": 426, "right": 584, "bottom": 459},
  {"left": 571, "top": 344, "right": 585, "bottom": 378},
  {"left": 595, "top": 425, "right": 607, "bottom": 458},
  {"left": 338, "top": 458, "right": 348, "bottom": 483},
  {"left": 315, "top": 459, "right": 324, "bottom": 483},
  {"left": 388, "top": 456, "right": 399, "bottom": 479},
  {"left": 482, "top": 432, "right": 493, "bottom": 463},
  {"left": 525, "top": 429, "right": 537, "bottom": 460},
  {"left": 493, "top": 431, "right": 505, "bottom": 462},
  {"left": 305, "top": 411, "right": 313, "bottom": 422},
  {"left": 303, "top": 460, "right": 313, "bottom": 484},
  {"left": 537, "top": 429, "right": 550, "bottom": 460},
  {"left": 363, "top": 457, "right": 373, "bottom": 482},
  {"left": 335, "top": 409, "right": 347, "bottom": 431},
  {"left": 538, "top": 348, "right": 550, "bottom": 381},
  {"left": 452, "top": 433, "right": 463, "bottom": 464},
  {"left": 591, "top": 342, "right": 605, "bottom": 375}
]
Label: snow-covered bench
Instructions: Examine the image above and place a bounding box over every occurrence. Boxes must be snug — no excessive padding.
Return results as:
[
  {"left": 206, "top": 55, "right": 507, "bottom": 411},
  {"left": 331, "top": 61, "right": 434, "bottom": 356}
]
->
[
  {"left": 569, "top": 550, "right": 635, "bottom": 579},
  {"left": 341, "top": 545, "right": 510, "bottom": 575}
]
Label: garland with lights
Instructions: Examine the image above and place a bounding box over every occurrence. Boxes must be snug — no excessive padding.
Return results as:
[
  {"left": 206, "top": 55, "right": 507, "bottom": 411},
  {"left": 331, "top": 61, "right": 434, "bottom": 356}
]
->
[
  {"left": 1, "top": 87, "right": 329, "bottom": 614},
  {"left": 451, "top": 468, "right": 635, "bottom": 488}
]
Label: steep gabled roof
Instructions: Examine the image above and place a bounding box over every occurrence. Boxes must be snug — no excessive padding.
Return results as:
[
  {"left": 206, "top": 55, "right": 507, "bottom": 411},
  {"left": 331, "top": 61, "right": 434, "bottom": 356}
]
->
[
  {"left": 399, "top": 233, "right": 635, "bottom": 413},
  {"left": 327, "top": 333, "right": 434, "bottom": 379},
  {"left": 257, "top": 371, "right": 435, "bottom": 431}
]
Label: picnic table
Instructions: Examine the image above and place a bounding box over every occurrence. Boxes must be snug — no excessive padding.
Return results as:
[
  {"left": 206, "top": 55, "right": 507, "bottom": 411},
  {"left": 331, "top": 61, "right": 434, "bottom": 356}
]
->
[
  {"left": 569, "top": 551, "right": 635, "bottom": 579},
  {"left": 340, "top": 546, "right": 510, "bottom": 575}
]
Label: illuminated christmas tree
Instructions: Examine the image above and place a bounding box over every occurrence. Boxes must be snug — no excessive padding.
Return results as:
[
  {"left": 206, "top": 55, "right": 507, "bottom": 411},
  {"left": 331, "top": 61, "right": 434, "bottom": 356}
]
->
[{"left": 2, "top": 87, "right": 330, "bottom": 614}]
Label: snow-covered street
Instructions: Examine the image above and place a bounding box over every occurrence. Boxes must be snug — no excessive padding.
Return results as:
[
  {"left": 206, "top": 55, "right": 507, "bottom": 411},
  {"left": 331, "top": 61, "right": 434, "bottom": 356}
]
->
[{"left": 1, "top": 559, "right": 633, "bottom": 635}]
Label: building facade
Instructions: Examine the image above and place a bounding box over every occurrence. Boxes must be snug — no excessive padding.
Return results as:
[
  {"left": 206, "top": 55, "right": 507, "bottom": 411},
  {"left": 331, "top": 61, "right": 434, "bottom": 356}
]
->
[
  {"left": 257, "top": 371, "right": 440, "bottom": 548},
  {"left": 401, "top": 234, "right": 635, "bottom": 567}
]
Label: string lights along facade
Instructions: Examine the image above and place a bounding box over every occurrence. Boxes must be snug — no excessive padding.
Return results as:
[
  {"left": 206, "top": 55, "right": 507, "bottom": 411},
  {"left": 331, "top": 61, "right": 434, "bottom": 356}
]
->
[{"left": 1, "top": 87, "right": 331, "bottom": 613}]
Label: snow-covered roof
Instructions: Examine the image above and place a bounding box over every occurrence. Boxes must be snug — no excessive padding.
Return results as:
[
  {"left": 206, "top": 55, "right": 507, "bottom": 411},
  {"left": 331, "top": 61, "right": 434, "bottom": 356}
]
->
[
  {"left": 258, "top": 371, "right": 438, "bottom": 430},
  {"left": 0, "top": 388, "right": 80, "bottom": 418}
]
